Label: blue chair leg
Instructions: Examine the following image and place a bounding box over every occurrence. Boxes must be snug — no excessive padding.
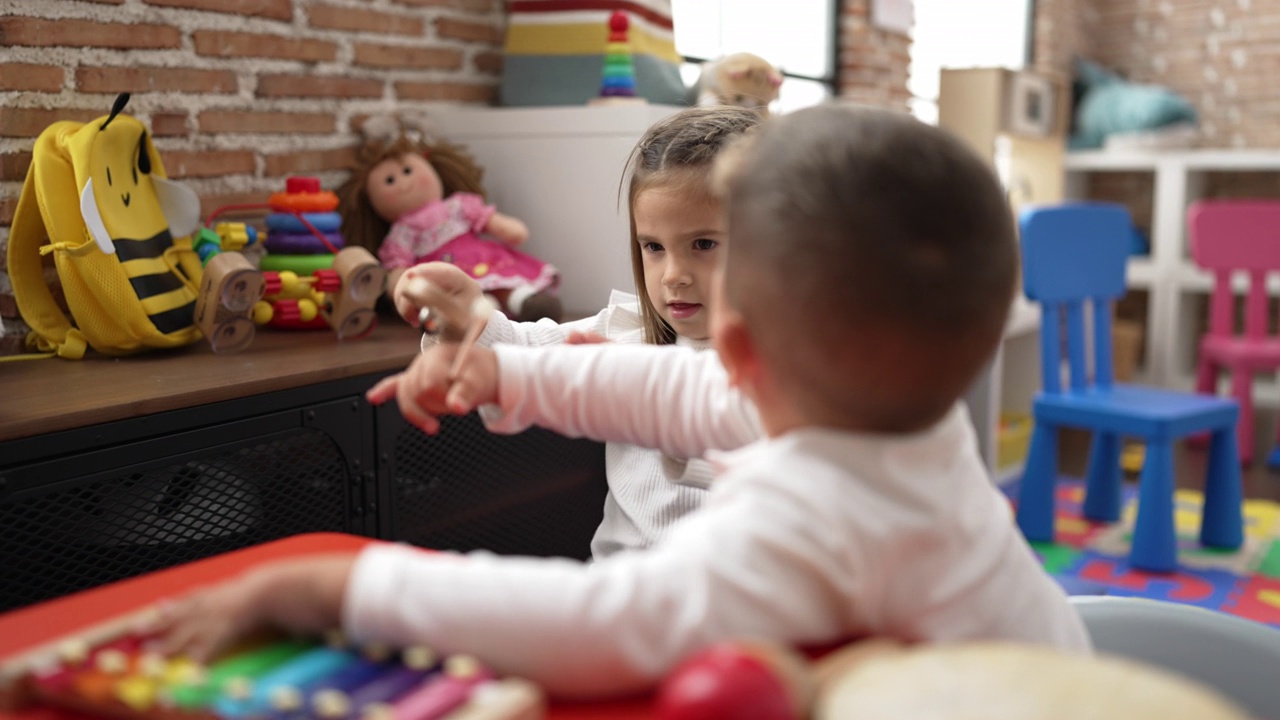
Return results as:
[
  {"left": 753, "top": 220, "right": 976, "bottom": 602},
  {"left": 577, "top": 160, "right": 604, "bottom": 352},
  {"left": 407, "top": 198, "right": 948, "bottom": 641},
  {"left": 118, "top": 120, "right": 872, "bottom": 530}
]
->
[
  {"left": 1202, "top": 426, "right": 1245, "bottom": 550},
  {"left": 1130, "top": 438, "right": 1177, "bottom": 573},
  {"left": 1016, "top": 421, "right": 1058, "bottom": 543},
  {"left": 1083, "top": 432, "right": 1123, "bottom": 522}
]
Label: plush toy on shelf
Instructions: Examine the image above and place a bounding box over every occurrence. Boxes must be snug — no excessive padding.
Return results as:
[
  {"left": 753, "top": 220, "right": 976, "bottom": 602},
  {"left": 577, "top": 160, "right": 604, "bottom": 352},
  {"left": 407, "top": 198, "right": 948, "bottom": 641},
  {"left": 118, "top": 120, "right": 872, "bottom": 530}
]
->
[
  {"left": 690, "top": 52, "right": 784, "bottom": 115},
  {"left": 338, "top": 115, "right": 563, "bottom": 323}
]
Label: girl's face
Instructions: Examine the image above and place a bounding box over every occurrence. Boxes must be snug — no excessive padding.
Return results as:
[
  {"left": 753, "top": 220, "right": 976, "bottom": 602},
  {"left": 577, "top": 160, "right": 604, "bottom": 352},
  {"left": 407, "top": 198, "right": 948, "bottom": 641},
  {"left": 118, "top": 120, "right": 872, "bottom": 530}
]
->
[
  {"left": 365, "top": 153, "right": 443, "bottom": 223},
  {"left": 633, "top": 186, "right": 726, "bottom": 341}
]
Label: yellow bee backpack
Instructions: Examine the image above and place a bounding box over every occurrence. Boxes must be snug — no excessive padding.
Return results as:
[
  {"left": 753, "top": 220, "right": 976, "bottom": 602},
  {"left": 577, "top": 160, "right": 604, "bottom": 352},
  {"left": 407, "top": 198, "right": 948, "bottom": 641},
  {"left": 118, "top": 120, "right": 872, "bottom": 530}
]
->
[{"left": 7, "top": 93, "right": 206, "bottom": 359}]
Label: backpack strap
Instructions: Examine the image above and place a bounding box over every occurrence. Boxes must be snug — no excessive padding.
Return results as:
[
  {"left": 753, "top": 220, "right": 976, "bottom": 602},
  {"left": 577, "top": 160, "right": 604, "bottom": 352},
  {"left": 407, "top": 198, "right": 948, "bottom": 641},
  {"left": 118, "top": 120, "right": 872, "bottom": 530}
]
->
[{"left": 6, "top": 125, "right": 90, "bottom": 360}]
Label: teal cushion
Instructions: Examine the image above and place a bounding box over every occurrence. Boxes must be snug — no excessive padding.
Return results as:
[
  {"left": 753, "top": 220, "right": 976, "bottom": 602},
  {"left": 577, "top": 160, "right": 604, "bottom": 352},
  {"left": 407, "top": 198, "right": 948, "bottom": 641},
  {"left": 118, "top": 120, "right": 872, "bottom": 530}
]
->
[{"left": 1070, "top": 58, "right": 1197, "bottom": 149}]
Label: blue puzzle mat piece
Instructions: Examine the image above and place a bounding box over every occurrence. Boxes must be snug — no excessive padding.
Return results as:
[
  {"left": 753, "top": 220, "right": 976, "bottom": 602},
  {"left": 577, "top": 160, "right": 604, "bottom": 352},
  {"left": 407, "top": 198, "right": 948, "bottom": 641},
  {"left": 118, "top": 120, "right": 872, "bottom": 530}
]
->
[{"left": 1054, "top": 549, "right": 1246, "bottom": 611}]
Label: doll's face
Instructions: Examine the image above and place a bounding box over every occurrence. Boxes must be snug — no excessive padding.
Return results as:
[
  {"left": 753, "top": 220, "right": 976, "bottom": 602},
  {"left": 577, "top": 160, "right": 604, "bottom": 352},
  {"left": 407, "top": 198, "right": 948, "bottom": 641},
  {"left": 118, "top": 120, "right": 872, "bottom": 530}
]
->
[{"left": 365, "top": 153, "right": 443, "bottom": 222}]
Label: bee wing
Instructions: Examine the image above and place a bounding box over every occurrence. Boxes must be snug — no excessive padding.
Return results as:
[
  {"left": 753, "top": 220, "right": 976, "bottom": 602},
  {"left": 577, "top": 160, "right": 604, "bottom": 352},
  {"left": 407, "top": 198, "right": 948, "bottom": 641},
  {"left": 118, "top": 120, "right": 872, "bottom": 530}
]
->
[
  {"left": 152, "top": 175, "right": 202, "bottom": 239},
  {"left": 79, "top": 177, "right": 116, "bottom": 255}
]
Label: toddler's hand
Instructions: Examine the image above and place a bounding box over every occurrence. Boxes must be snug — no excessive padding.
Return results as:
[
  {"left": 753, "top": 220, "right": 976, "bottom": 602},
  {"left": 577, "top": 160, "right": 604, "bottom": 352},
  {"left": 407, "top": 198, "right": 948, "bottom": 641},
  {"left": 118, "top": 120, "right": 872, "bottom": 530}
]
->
[
  {"left": 149, "top": 573, "right": 270, "bottom": 663},
  {"left": 150, "top": 556, "right": 355, "bottom": 663},
  {"left": 393, "top": 263, "right": 484, "bottom": 340},
  {"left": 486, "top": 213, "right": 529, "bottom": 246},
  {"left": 366, "top": 343, "right": 500, "bottom": 435}
]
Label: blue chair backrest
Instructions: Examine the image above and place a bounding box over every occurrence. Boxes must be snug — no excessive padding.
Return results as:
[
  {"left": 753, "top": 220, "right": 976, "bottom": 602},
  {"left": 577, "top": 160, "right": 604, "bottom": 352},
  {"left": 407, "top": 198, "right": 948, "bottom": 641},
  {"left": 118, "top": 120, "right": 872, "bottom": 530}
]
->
[{"left": 1019, "top": 203, "right": 1132, "bottom": 394}]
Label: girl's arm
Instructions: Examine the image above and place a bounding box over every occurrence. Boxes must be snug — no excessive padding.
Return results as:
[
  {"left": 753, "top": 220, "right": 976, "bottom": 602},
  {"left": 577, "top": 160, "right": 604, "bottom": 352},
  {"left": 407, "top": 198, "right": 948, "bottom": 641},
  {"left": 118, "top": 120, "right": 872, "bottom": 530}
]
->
[
  {"left": 486, "top": 343, "right": 760, "bottom": 457},
  {"left": 474, "top": 309, "right": 603, "bottom": 348},
  {"left": 394, "top": 262, "right": 603, "bottom": 345}
]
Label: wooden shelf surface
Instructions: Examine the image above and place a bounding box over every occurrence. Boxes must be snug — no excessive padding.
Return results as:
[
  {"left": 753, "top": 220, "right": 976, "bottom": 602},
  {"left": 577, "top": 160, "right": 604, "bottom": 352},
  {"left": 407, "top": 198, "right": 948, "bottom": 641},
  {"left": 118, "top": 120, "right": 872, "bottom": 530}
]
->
[{"left": 0, "top": 321, "right": 422, "bottom": 442}]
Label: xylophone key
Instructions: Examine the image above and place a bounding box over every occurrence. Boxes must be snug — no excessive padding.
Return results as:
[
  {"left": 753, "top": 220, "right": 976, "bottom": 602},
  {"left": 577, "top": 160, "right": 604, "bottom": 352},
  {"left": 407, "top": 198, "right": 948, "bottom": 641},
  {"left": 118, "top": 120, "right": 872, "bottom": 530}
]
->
[
  {"left": 215, "top": 645, "right": 355, "bottom": 718},
  {"left": 31, "top": 634, "right": 146, "bottom": 695},
  {"left": 269, "top": 651, "right": 372, "bottom": 714},
  {"left": 300, "top": 656, "right": 397, "bottom": 716},
  {"left": 113, "top": 654, "right": 204, "bottom": 711},
  {"left": 165, "top": 640, "right": 310, "bottom": 709},
  {"left": 69, "top": 637, "right": 151, "bottom": 704},
  {"left": 442, "top": 679, "right": 545, "bottom": 720},
  {"left": 362, "top": 655, "right": 494, "bottom": 720},
  {"left": 334, "top": 661, "right": 441, "bottom": 719}
]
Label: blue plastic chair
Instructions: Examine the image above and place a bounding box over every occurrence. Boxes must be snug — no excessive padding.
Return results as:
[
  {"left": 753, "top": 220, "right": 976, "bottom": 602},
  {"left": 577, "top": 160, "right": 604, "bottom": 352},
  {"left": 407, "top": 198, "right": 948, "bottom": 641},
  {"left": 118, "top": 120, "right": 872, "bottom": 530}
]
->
[{"left": 1017, "top": 203, "right": 1244, "bottom": 573}]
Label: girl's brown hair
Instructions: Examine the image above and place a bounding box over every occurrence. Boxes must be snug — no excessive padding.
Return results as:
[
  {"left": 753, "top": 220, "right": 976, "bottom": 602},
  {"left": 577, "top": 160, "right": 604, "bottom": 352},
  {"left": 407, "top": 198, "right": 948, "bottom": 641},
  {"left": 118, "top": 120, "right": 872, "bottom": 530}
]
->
[
  {"left": 338, "top": 130, "right": 488, "bottom": 255},
  {"left": 624, "top": 106, "right": 763, "bottom": 344}
]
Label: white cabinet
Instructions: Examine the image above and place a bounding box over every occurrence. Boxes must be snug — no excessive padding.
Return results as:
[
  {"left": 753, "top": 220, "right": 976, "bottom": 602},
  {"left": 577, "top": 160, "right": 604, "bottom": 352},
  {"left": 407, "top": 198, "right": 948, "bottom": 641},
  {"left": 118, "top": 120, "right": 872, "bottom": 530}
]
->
[
  {"left": 1064, "top": 150, "right": 1280, "bottom": 393},
  {"left": 430, "top": 105, "right": 682, "bottom": 317}
]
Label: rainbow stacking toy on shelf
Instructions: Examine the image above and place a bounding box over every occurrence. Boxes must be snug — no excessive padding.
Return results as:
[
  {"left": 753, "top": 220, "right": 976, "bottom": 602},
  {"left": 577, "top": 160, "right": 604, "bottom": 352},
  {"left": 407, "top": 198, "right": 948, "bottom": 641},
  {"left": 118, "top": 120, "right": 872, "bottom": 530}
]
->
[
  {"left": 588, "top": 11, "right": 646, "bottom": 106},
  {"left": 204, "top": 177, "right": 386, "bottom": 341},
  {"left": 0, "top": 607, "right": 546, "bottom": 720}
]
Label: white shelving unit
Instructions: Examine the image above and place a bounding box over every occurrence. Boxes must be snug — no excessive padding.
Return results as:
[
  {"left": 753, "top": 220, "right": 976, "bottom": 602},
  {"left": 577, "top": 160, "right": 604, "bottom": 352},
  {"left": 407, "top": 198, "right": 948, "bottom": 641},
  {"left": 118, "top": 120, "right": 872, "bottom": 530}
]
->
[
  {"left": 1064, "top": 149, "right": 1280, "bottom": 394},
  {"left": 966, "top": 295, "right": 1042, "bottom": 485}
]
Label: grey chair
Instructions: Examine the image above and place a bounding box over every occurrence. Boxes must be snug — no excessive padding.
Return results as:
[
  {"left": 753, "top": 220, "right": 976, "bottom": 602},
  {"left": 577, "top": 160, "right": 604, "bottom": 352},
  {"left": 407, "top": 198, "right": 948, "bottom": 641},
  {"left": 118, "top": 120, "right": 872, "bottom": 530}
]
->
[{"left": 1071, "top": 596, "right": 1280, "bottom": 718}]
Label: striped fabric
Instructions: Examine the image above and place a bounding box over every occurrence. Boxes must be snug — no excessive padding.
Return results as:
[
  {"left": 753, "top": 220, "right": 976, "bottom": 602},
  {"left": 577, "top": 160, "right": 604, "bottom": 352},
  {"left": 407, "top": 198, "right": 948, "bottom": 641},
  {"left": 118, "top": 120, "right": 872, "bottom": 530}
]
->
[{"left": 501, "top": 0, "right": 686, "bottom": 106}]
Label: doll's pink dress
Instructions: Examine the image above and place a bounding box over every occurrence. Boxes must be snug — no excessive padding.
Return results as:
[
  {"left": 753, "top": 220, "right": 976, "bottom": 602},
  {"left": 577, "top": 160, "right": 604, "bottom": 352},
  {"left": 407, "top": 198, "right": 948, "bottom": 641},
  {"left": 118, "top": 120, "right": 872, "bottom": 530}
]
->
[{"left": 378, "top": 192, "right": 559, "bottom": 297}]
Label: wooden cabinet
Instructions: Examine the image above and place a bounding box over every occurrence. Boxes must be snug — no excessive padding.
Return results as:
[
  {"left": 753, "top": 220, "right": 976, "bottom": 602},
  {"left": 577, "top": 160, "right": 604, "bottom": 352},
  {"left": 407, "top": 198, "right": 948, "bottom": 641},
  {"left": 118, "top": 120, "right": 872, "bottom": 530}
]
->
[{"left": 0, "top": 325, "right": 605, "bottom": 612}]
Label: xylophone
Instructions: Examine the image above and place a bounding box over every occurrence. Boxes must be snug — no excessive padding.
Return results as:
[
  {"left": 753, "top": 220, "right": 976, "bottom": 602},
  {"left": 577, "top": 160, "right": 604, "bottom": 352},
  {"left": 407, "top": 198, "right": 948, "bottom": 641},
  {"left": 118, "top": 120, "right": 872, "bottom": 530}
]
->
[{"left": 0, "top": 608, "right": 544, "bottom": 720}]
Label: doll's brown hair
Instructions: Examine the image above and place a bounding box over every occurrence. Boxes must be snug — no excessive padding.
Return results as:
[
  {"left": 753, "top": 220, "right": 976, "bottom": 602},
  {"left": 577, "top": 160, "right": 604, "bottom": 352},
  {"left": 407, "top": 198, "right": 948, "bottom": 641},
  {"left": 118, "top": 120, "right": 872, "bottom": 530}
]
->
[
  {"left": 624, "top": 106, "right": 763, "bottom": 345},
  {"left": 339, "top": 132, "right": 488, "bottom": 255}
]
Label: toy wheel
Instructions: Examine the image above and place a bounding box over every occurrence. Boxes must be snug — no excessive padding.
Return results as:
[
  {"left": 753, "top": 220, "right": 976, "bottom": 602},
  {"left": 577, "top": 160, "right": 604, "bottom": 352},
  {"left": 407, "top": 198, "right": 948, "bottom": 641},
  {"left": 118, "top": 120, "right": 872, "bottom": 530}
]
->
[{"left": 207, "top": 317, "right": 255, "bottom": 353}]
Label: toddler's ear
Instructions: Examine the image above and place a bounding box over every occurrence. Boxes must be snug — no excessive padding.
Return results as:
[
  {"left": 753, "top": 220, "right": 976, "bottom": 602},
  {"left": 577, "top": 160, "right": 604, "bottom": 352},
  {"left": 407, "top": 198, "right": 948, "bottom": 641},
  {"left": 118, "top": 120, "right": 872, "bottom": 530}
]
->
[{"left": 713, "top": 307, "right": 755, "bottom": 390}]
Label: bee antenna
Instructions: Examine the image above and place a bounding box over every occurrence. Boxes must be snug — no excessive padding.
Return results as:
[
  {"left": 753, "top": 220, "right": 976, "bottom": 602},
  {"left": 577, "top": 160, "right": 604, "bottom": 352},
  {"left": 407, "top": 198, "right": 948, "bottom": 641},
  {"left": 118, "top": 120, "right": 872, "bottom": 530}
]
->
[{"left": 101, "top": 93, "right": 131, "bottom": 130}]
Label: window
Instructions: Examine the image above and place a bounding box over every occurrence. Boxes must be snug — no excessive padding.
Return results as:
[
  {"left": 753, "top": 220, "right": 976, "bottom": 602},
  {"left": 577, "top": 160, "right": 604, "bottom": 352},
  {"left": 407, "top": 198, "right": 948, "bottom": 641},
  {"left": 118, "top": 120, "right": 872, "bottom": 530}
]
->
[
  {"left": 670, "top": 0, "right": 839, "bottom": 113},
  {"left": 908, "top": 0, "right": 1033, "bottom": 124}
]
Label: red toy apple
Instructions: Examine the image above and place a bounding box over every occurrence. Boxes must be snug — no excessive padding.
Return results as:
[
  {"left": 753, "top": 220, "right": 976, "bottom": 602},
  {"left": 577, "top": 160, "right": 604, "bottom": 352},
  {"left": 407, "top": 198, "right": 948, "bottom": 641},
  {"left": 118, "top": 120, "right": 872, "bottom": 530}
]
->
[{"left": 656, "top": 642, "right": 807, "bottom": 720}]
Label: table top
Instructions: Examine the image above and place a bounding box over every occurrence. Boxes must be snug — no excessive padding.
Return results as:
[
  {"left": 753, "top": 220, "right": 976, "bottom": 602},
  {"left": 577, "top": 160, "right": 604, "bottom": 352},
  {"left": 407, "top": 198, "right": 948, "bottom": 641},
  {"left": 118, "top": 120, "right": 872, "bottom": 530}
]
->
[
  {"left": 0, "top": 532, "right": 652, "bottom": 720},
  {"left": 0, "top": 320, "right": 423, "bottom": 442}
]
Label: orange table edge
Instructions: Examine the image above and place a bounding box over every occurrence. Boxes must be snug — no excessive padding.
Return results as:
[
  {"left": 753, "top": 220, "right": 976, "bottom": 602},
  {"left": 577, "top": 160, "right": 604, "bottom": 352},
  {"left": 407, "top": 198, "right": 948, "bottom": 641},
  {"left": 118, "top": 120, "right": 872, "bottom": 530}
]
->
[{"left": 0, "top": 533, "right": 652, "bottom": 720}]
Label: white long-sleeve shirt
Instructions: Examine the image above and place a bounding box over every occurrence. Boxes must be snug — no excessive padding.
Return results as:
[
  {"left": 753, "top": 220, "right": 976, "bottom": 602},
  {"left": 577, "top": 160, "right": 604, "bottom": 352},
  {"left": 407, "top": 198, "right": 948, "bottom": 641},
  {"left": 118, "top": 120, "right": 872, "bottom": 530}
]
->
[
  {"left": 466, "top": 290, "right": 761, "bottom": 558},
  {"left": 344, "top": 343, "right": 1091, "bottom": 698}
]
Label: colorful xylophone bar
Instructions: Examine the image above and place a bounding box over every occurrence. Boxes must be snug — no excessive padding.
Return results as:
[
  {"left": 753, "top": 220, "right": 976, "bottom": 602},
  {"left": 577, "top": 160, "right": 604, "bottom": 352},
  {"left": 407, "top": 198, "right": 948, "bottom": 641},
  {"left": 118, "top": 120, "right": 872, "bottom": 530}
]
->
[{"left": 0, "top": 608, "right": 544, "bottom": 720}]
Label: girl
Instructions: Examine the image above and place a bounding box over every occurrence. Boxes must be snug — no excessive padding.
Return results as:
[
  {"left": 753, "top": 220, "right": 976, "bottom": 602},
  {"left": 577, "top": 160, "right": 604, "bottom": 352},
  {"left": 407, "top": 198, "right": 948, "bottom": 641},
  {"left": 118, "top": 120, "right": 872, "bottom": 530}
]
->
[{"left": 373, "top": 106, "right": 765, "bottom": 559}]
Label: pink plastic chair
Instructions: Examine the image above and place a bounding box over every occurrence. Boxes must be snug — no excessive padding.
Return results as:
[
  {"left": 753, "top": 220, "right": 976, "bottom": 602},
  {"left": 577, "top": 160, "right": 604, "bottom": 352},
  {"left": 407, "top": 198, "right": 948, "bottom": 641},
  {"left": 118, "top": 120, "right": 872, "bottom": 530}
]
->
[{"left": 1191, "top": 200, "right": 1280, "bottom": 465}]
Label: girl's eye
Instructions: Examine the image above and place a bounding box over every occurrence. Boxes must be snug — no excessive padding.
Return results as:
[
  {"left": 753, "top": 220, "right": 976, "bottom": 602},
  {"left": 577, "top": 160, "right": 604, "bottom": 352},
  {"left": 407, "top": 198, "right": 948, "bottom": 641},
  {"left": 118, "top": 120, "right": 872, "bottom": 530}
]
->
[
  {"left": 384, "top": 174, "right": 396, "bottom": 185},
  {"left": 643, "top": 242, "right": 663, "bottom": 253},
  {"left": 402, "top": 166, "right": 413, "bottom": 175},
  {"left": 693, "top": 238, "right": 718, "bottom": 251}
]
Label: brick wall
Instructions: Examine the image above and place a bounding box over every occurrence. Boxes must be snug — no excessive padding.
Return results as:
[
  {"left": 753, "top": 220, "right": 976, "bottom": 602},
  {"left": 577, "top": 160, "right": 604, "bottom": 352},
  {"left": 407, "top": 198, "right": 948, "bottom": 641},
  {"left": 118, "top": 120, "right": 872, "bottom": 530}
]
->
[
  {"left": 1034, "top": 0, "right": 1280, "bottom": 149},
  {"left": 0, "top": 0, "right": 505, "bottom": 354},
  {"left": 1030, "top": 0, "right": 1088, "bottom": 83},
  {"left": 839, "top": 0, "right": 912, "bottom": 111}
]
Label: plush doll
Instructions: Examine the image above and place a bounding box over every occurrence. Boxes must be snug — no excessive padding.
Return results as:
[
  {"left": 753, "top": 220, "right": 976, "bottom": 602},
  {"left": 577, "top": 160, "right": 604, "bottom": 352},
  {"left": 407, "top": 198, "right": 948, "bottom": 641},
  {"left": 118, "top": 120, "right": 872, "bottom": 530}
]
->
[
  {"left": 338, "top": 115, "right": 562, "bottom": 323},
  {"left": 690, "top": 52, "right": 783, "bottom": 115}
]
